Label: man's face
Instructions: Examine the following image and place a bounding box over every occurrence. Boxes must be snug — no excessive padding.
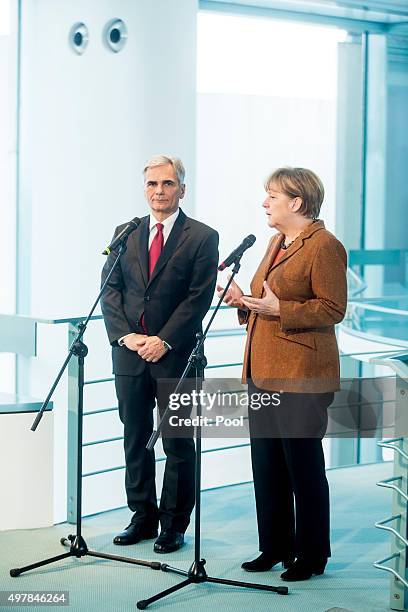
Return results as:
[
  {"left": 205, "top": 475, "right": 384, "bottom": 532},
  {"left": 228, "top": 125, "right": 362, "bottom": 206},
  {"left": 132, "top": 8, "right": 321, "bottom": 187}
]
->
[{"left": 144, "top": 163, "right": 185, "bottom": 220}]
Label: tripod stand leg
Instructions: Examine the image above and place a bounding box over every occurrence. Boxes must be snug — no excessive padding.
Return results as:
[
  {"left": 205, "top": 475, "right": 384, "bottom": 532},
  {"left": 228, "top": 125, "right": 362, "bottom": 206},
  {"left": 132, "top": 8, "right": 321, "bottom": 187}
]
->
[
  {"left": 137, "top": 578, "right": 192, "bottom": 609},
  {"left": 10, "top": 551, "right": 73, "bottom": 577},
  {"left": 206, "top": 575, "right": 288, "bottom": 595},
  {"left": 87, "top": 550, "right": 162, "bottom": 570},
  {"left": 160, "top": 563, "right": 189, "bottom": 577}
]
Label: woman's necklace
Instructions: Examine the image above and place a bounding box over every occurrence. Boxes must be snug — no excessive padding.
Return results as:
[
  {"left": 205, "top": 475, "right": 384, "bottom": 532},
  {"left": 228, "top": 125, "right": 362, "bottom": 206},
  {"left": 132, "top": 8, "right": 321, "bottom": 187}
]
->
[
  {"left": 280, "top": 221, "right": 316, "bottom": 250},
  {"left": 280, "top": 236, "right": 296, "bottom": 250}
]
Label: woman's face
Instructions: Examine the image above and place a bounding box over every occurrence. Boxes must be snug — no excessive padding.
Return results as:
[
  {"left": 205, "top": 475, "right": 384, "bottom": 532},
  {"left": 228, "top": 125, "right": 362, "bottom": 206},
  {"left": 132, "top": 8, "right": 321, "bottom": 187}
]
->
[{"left": 262, "top": 181, "right": 296, "bottom": 228}]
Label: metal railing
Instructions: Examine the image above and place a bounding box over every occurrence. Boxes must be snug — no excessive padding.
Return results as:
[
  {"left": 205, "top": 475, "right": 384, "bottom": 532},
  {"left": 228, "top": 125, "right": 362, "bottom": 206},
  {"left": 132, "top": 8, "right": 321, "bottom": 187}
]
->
[{"left": 371, "top": 354, "right": 408, "bottom": 610}]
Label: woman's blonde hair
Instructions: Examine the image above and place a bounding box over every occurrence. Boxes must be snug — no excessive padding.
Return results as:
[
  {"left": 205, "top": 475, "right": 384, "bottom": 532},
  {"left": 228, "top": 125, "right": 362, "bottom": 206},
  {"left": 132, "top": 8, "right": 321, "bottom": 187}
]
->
[{"left": 265, "top": 167, "right": 324, "bottom": 219}]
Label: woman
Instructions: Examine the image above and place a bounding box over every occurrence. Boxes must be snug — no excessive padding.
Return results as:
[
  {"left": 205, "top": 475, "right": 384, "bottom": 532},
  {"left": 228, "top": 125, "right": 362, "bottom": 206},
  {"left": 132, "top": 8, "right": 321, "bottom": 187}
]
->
[{"left": 217, "top": 167, "right": 347, "bottom": 581}]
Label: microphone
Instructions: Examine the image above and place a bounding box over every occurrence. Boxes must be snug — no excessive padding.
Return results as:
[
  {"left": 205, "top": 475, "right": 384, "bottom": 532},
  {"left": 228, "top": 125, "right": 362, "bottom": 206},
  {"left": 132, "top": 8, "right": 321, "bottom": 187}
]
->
[
  {"left": 218, "top": 234, "right": 256, "bottom": 271},
  {"left": 102, "top": 217, "right": 141, "bottom": 255}
]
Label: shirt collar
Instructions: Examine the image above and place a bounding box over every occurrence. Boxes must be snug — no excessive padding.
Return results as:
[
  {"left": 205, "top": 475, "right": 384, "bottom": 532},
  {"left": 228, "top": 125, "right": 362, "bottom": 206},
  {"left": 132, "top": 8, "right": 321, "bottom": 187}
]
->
[{"left": 149, "top": 208, "right": 180, "bottom": 232}]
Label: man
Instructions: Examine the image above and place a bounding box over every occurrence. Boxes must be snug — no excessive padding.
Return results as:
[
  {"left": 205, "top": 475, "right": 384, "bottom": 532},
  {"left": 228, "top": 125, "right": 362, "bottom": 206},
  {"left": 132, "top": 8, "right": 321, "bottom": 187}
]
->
[{"left": 101, "top": 155, "right": 218, "bottom": 553}]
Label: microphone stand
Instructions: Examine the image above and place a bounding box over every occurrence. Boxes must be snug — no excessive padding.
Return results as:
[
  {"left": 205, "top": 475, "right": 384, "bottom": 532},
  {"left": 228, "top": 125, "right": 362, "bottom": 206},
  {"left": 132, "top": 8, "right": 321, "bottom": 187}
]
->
[
  {"left": 137, "top": 254, "right": 288, "bottom": 609},
  {"left": 10, "top": 240, "right": 162, "bottom": 577}
]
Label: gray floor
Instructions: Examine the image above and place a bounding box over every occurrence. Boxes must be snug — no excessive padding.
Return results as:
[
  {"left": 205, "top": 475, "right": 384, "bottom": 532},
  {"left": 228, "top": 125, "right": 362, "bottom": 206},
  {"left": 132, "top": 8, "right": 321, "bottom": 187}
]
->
[{"left": 0, "top": 462, "right": 394, "bottom": 611}]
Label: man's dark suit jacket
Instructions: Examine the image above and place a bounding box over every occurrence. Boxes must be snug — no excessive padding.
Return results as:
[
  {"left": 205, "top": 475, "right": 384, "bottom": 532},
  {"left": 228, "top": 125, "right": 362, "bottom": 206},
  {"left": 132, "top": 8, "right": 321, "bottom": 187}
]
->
[{"left": 100, "top": 209, "right": 219, "bottom": 379}]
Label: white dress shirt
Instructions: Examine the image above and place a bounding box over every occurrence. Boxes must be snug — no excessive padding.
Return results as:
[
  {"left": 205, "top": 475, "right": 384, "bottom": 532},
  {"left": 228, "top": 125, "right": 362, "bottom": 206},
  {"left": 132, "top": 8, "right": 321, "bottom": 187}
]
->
[{"left": 148, "top": 208, "right": 179, "bottom": 248}]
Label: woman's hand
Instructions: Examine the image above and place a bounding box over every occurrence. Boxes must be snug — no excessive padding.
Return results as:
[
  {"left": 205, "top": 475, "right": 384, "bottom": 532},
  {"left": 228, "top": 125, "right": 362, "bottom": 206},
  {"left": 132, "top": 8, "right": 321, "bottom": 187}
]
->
[
  {"left": 241, "top": 281, "right": 280, "bottom": 316},
  {"left": 216, "top": 276, "right": 246, "bottom": 309}
]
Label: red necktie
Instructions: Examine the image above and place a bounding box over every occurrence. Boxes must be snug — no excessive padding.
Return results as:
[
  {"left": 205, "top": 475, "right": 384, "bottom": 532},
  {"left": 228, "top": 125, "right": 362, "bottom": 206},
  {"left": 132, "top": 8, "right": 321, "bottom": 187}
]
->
[
  {"left": 149, "top": 223, "right": 164, "bottom": 277},
  {"left": 141, "top": 223, "right": 164, "bottom": 333}
]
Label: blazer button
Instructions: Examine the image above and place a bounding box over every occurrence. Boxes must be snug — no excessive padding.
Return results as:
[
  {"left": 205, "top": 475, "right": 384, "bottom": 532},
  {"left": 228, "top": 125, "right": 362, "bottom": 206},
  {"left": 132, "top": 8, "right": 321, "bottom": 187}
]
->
[{"left": 144, "top": 295, "right": 150, "bottom": 302}]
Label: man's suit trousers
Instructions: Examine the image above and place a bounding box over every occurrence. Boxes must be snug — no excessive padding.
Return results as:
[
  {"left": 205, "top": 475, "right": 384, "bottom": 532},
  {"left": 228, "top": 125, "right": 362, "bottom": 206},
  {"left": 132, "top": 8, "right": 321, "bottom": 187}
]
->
[{"left": 115, "top": 370, "right": 195, "bottom": 532}]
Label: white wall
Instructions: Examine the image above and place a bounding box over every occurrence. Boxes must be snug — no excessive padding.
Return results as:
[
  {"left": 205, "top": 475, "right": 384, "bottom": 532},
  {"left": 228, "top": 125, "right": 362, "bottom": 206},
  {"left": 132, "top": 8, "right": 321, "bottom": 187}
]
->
[
  {"left": 19, "top": 0, "right": 198, "bottom": 319},
  {"left": 0, "top": 36, "right": 15, "bottom": 317},
  {"left": 0, "top": 9, "right": 17, "bottom": 393}
]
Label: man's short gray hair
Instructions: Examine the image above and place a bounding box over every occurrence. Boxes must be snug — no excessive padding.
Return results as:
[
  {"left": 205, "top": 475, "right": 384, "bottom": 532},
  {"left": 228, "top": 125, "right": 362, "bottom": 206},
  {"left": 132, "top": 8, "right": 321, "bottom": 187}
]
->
[{"left": 143, "top": 155, "right": 185, "bottom": 185}]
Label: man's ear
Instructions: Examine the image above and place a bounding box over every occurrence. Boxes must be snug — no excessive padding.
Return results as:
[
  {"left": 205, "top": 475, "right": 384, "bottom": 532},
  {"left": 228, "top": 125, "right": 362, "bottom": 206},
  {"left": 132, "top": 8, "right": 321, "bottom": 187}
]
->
[{"left": 180, "top": 183, "right": 186, "bottom": 199}]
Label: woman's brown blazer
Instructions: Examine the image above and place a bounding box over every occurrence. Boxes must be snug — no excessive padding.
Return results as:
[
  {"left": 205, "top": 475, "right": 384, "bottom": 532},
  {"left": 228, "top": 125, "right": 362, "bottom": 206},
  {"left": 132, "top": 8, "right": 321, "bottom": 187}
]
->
[{"left": 240, "top": 220, "right": 347, "bottom": 393}]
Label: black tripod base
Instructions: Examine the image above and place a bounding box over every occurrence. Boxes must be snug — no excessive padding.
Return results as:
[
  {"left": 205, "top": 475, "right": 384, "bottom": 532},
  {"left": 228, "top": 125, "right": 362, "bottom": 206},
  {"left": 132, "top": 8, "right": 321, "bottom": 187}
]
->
[
  {"left": 136, "top": 559, "right": 288, "bottom": 609},
  {"left": 10, "top": 533, "right": 162, "bottom": 577}
]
